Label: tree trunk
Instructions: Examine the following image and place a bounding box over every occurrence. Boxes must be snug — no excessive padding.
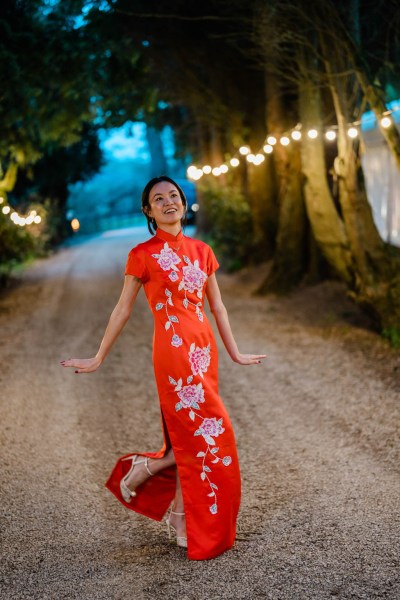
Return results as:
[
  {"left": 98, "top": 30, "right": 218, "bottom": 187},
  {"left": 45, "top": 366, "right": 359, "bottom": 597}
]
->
[
  {"left": 0, "top": 162, "right": 18, "bottom": 195},
  {"left": 146, "top": 126, "right": 168, "bottom": 177},
  {"left": 326, "top": 59, "right": 400, "bottom": 329},
  {"left": 337, "top": 16, "right": 400, "bottom": 169},
  {"left": 355, "top": 70, "right": 400, "bottom": 170},
  {"left": 258, "top": 145, "right": 307, "bottom": 293},
  {"left": 298, "top": 77, "right": 354, "bottom": 284},
  {"left": 258, "top": 70, "right": 306, "bottom": 291}
]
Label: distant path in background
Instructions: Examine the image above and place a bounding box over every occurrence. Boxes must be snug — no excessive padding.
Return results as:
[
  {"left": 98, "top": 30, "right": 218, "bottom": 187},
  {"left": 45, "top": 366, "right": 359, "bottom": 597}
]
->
[{"left": 0, "top": 225, "right": 399, "bottom": 600}]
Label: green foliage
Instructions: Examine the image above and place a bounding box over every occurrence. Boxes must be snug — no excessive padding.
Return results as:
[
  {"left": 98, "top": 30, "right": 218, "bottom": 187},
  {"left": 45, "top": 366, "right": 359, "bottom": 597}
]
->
[
  {"left": 0, "top": 205, "right": 48, "bottom": 285},
  {"left": 382, "top": 327, "right": 400, "bottom": 349},
  {"left": 199, "top": 180, "right": 254, "bottom": 271},
  {"left": 12, "top": 125, "right": 104, "bottom": 245}
]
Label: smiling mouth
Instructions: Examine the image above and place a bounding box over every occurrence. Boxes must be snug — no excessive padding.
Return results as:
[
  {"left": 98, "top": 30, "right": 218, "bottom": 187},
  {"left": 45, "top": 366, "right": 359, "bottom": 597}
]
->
[{"left": 164, "top": 208, "right": 177, "bottom": 214}]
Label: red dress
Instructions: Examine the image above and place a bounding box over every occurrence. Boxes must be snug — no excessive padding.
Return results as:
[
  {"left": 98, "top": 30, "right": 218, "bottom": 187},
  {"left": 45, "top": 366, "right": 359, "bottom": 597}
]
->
[{"left": 105, "top": 228, "right": 241, "bottom": 560}]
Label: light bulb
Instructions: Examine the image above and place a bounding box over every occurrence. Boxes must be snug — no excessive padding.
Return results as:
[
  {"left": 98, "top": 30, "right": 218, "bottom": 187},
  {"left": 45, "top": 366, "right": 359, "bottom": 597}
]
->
[
  {"left": 291, "top": 130, "right": 301, "bottom": 141},
  {"left": 254, "top": 154, "right": 265, "bottom": 165},
  {"left": 267, "top": 136, "right": 277, "bottom": 145},
  {"left": 280, "top": 136, "right": 290, "bottom": 146},
  {"left": 381, "top": 116, "right": 391, "bottom": 128},
  {"left": 230, "top": 158, "right": 240, "bottom": 167},
  {"left": 202, "top": 165, "right": 212, "bottom": 174},
  {"left": 212, "top": 167, "right": 221, "bottom": 176},
  {"left": 325, "top": 130, "right": 336, "bottom": 141},
  {"left": 307, "top": 129, "right": 318, "bottom": 139},
  {"left": 239, "top": 146, "right": 250, "bottom": 155},
  {"left": 263, "top": 144, "right": 273, "bottom": 154},
  {"left": 220, "top": 164, "right": 229, "bottom": 173},
  {"left": 347, "top": 127, "right": 358, "bottom": 138},
  {"left": 187, "top": 165, "right": 198, "bottom": 177},
  {"left": 2, "top": 205, "right": 10, "bottom": 214},
  {"left": 246, "top": 154, "right": 255, "bottom": 163},
  {"left": 33, "top": 215, "right": 41, "bottom": 224},
  {"left": 192, "top": 169, "right": 203, "bottom": 180}
]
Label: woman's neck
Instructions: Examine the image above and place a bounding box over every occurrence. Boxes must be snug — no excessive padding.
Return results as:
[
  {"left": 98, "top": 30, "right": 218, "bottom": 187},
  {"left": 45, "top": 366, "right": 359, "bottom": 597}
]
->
[{"left": 155, "top": 223, "right": 182, "bottom": 237}]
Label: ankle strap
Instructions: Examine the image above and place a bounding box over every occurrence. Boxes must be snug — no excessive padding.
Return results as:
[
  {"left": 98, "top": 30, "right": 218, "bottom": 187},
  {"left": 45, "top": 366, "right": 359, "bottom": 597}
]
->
[
  {"left": 171, "top": 510, "right": 185, "bottom": 516},
  {"left": 144, "top": 457, "right": 154, "bottom": 477}
]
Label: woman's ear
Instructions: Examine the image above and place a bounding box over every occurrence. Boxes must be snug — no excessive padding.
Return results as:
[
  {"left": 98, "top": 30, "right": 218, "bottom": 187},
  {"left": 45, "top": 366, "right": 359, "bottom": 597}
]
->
[{"left": 143, "top": 205, "right": 152, "bottom": 218}]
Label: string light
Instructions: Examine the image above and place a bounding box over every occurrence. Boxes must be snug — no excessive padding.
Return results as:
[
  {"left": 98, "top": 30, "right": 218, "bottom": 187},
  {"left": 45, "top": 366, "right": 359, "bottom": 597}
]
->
[
  {"left": 254, "top": 153, "right": 265, "bottom": 165},
  {"left": 347, "top": 127, "right": 358, "bottom": 138},
  {"left": 186, "top": 106, "right": 399, "bottom": 180},
  {"left": 0, "top": 200, "right": 42, "bottom": 227}
]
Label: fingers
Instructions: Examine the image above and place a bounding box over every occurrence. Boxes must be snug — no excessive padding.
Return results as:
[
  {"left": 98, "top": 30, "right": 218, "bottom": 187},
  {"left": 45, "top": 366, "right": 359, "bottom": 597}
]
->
[
  {"left": 59, "top": 358, "right": 96, "bottom": 374},
  {"left": 60, "top": 358, "right": 74, "bottom": 367},
  {"left": 238, "top": 353, "right": 267, "bottom": 365}
]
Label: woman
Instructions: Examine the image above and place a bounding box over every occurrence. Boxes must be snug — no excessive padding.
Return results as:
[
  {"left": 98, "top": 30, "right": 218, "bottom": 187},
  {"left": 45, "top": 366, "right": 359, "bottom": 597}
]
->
[{"left": 60, "top": 176, "right": 265, "bottom": 560}]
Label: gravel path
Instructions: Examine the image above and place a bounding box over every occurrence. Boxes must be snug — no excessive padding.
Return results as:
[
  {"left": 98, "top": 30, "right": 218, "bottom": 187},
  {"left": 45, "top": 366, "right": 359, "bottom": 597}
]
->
[{"left": 0, "top": 226, "right": 399, "bottom": 600}]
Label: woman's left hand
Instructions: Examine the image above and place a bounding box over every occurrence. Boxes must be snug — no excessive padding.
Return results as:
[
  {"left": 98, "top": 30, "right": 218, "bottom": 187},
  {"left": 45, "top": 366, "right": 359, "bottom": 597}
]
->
[{"left": 233, "top": 353, "right": 267, "bottom": 365}]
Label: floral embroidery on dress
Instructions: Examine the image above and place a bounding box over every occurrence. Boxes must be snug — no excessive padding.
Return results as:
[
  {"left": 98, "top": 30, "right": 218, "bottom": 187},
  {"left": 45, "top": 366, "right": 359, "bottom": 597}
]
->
[
  {"left": 152, "top": 242, "right": 207, "bottom": 327},
  {"left": 196, "top": 417, "right": 225, "bottom": 444},
  {"left": 179, "top": 256, "right": 207, "bottom": 321},
  {"left": 169, "top": 346, "right": 232, "bottom": 515},
  {"left": 189, "top": 343, "right": 211, "bottom": 378},
  {"left": 179, "top": 256, "right": 207, "bottom": 298},
  {"left": 152, "top": 243, "right": 181, "bottom": 271},
  {"left": 168, "top": 270, "right": 179, "bottom": 282},
  {"left": 155, "top": 289, "right": 183, "bottom": 347},
  {"left": 177, "top": 382, "right": 205, "bottom": 409}
]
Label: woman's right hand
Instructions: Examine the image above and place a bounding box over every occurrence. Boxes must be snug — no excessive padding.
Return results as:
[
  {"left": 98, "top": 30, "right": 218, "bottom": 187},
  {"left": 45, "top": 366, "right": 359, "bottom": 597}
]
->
[{"left": 59, "top": 356, "right": 102, "bottom": 374}]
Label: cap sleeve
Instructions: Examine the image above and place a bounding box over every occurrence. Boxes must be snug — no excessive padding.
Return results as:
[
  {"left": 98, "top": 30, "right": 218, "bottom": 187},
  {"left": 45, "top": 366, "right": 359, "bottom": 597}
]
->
[
  {"left": 125, "top": 247, "right": 149, "bottom": 283},
  {"left": 206, "top": 246, "right": 219, "bottom": 276}
]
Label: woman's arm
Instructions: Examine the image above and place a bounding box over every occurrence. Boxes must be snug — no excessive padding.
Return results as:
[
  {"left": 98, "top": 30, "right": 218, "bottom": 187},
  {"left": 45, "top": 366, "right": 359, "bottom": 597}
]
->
[
  {"left": 60, "top": 275, "right": 142, "bottom": 374},
  {"left": 205, "top": 274, "right": 266, "bottom": 366}
]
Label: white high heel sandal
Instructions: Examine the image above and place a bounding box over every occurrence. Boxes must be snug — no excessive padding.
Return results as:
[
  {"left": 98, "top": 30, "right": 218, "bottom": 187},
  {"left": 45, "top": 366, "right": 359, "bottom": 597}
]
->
[
  {"left": 120, "top": 455, "right": 154, "bottom": 503},
  {"left": 166, "top": 506, "right": 187, "bottom": 548}
]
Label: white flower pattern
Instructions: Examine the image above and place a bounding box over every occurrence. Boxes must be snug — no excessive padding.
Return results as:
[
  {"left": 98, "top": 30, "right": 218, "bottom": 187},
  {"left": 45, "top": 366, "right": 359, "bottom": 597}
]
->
[
  {"left": 152, "top": 243, "right": 181, "bottom": 271},
  {"left": 189, "top": 343, "right": 211, "bottom": 378},
  {"left": 169, "top": 345, "right": 232, "bottom": 515},
  {"left": 152, "top": 241, "right": 208, "bottom": 346}
]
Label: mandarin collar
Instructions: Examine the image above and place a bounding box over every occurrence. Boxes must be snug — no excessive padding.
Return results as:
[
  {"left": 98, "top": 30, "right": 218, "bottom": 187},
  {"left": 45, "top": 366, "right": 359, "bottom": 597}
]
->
[{"left": 154, "top": 228, "right": 184, "bottom": 243}]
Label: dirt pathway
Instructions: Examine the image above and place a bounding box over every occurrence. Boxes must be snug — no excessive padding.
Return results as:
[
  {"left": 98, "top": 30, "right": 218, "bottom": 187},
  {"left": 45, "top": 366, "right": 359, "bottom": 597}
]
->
[{"left": 0, "top": 227, "right": 399, "bottom": 600}]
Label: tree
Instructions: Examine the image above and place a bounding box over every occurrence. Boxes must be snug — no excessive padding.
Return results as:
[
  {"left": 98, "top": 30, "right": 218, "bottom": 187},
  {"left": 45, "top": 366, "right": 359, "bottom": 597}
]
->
[{"left": 254, "top": 0, "right": 400, "bottom": 332}]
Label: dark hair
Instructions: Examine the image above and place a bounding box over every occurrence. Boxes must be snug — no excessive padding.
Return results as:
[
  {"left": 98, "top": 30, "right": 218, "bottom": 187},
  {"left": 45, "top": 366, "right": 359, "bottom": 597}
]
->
[{"left": 141, "top": 176, "right": 188, "bottom": 235}]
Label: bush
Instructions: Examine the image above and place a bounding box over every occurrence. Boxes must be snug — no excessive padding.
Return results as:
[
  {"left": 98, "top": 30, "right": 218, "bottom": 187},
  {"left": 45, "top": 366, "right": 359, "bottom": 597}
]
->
[
  {"left": 198, "top": 179, "right": 254, "bottom": 271},
  {"left": 0, "top": 203, "right": 48, "bottom": 285}
]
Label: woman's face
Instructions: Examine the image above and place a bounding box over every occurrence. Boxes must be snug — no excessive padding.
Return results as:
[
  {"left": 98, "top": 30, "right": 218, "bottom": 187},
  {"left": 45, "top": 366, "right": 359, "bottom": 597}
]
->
[{"left": 147, "top": 181, "right": 185, "bottom": 228}]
